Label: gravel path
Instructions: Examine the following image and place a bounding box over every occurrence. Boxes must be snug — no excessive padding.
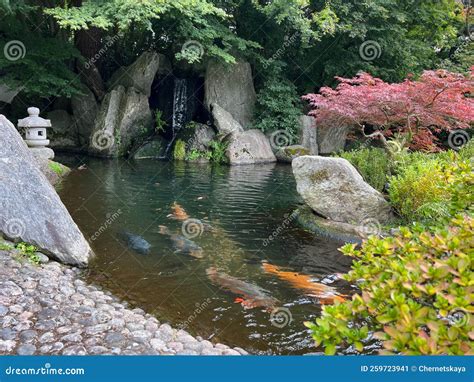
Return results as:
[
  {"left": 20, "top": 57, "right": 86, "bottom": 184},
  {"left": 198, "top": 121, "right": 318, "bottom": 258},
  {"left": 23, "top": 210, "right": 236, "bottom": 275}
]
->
[{"left": 0, "top": 248, "right": 247, "bottom": 355}]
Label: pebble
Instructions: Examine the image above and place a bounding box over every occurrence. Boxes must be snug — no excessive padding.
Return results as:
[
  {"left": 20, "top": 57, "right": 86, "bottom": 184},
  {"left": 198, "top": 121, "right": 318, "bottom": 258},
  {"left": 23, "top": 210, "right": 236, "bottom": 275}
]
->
[
  {"left": 0, "top": 249, "right": 246, "bottom": 356},
  {"left": 17, "top": 344, "right": 36, "bottom": 355}
]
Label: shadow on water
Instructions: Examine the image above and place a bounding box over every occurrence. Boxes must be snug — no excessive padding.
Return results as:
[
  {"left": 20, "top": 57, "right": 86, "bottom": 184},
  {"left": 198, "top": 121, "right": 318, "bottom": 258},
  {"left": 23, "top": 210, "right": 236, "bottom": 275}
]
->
[{"left": 57, "top": 157, "right": 353, "bottom": 354}]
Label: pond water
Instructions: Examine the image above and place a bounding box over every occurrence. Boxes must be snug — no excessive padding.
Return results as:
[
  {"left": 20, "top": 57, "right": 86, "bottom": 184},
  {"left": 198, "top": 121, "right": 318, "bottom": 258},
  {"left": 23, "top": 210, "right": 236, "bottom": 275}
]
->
[{"left": 57, "top": 158, "right": 353, "bottom": 355}]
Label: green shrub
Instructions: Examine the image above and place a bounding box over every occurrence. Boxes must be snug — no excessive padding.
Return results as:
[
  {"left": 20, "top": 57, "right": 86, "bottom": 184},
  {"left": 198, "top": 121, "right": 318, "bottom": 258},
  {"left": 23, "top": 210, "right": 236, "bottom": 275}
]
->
[
  {"left": 253, "top": 70, "right": 302, "bottom": 143},
  {"left": 185, "top": 149, "right": 211, "bottom": 161},
  {"left": 388, "top": 154, "right": 473, "bottom": 224},
  {"left": 305, "top": 215, "right": 474, "bottom": 355},
  {"left": 154, "top": 110, "right": 166, "bottom": 134},
  {"left": 337, "top": 148, "right": 390, "bottom": 192},
  {"left": 173, "top": 139, "right": 186, "bottom": 161},
  {"left": 209, "top": 140, "right": 228, "bottom": 164}
]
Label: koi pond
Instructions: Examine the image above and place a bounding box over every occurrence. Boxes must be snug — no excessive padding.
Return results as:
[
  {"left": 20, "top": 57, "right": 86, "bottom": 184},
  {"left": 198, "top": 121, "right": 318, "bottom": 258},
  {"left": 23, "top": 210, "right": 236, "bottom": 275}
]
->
[{"left": 57, "top": 158, "right": 353, "bottom": 355}]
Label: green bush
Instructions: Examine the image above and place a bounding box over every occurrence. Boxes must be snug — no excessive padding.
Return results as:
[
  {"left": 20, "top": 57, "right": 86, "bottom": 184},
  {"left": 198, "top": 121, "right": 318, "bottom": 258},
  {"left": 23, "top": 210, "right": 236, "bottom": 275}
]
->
[
  {"left": 337, "top": 148, "right": 390, "bottom": 192},
  {"left": 253, "top": 70, "right": 302, "bottom": 143},
  {"left": 173, "top": 139, "right": 186, "bottom": 161},
  {"left": 305, "top": 215, "right": 474, "bottom": 355},
  {"left": 388, "top": 154, "right": 473, "bottom": 224},
  {"left": 209, "top": 140, "right": 228, "bottom": 164}
]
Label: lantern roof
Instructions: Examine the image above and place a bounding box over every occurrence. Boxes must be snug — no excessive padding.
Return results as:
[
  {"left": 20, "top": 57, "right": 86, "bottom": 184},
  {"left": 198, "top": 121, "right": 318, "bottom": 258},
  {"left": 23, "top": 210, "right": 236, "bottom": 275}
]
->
[{"left": 18, "top": 107, "right": 51, "bottom": 128}]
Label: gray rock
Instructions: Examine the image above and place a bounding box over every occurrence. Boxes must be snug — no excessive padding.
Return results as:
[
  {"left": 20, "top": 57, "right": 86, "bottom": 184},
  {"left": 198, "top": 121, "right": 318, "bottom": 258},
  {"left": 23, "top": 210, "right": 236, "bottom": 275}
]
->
[
  {"left": 292, "top": 156, "right": 392, "bottom": 224},
  {"left": 0, "top": 115, "right": 93, "bottom": 266},
  {"left": 0, "top": 305, "right": 9, "bottom": 316},
  {"left": 29, "top": 147, "right": 54, "bottom": 161},
  {"left": 299, "top": 116, "right": 318, "bottom": 155},
  {"left": 317, "top": 125, "right": 348, "bottom": 154},
  {"left": 39, "top": 332, "right": 55, "bottom": 343},
  {"left": 108, "top": 52, "right": 171, "bottom": 97},
  {"left": 104, "top": 332, "right": 126, "bottom": 347},
  {"left": 205, "top": 59, "right": 256, "bottom": 128},
  {"left": 187, "top": 123, "right": 216, "bottom": 152},
  {"left": 211, "top": 104, "right": 244, "bottom": 137},
  {"left": 17, "top": 343, "right": 36, "bottom": 355},
  {"left": 89, "top": 85, "right": 153, "bottom": 157},
  {"left": 19, "top": 330, "right": 37, "bottom": 343},
  {"left": 226, "top": 130, "right": 277, "bottom": 165},
  {"left": 275, "top": 145, "right": 309, "bottom": 163},
  {"left": 71, "top": 86, "right": 98, "bottom": 147},
  {"left": 132, "top": 138, "right": 166, "bottom": 159},
  {"left": 0, "top": 328, "right": 17, "bottom": 340},
  {"left": 34, "top": 252, "right": 49, "bottom": 264},
  {"left": 0, "top": 340, "right": 16, "bottom": 352},
  {"left": 46, "top": 110, "right": 77, "bottom": 150}
]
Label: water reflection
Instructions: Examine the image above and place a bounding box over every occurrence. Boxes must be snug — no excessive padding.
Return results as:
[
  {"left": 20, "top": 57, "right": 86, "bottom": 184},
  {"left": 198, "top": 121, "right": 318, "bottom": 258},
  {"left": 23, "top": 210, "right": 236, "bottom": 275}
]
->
[{"left": 58, "top": 158, "right": 352, "bottom": 354}]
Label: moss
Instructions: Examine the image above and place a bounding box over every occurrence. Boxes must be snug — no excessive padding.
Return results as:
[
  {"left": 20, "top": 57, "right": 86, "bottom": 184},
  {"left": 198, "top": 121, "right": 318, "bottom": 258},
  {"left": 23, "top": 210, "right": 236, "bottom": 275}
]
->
[
  {"left": 173, "top": 139, "right": 186, "bottom": 161},
  {"left": 285, "top": 146, "right": 309, "bottom": 156},
  {"left": 295, "top": 206, "right": 362, "bottom": 244},
  {"left": 309, "top": 169, "right": 330, "bottom": 183},
  {"left": 48, "top": 161, "right": 69, "bottom": 176}
]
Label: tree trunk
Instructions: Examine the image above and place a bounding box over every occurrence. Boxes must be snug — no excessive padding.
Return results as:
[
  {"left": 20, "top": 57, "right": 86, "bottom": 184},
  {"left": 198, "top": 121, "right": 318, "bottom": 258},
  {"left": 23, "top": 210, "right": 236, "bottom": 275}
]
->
[{"left": 70, "top": 0, "right": 106, "bottom": 100}]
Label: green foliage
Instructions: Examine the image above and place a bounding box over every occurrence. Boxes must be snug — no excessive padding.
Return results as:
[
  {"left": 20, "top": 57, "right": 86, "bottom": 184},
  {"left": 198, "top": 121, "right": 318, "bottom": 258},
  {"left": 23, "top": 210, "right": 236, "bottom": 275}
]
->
[
  {"left": 305, "top": 215, "right": 473, "bottom": 355},
  {"left": 0, "top": 240, "right": 13, "bottom": 251},
  {"left": 154, "top": 110, "right": 166, "bottom": 134},
  {"left": 173, "top": 139, "right": 186, "bottom": 161},
  {"left": 48, "top": 161, "right": 67, "bottom": 176},
  {"left": 337, "top": 148, "right": 390, "bottom": 192},
  {"left": 0, "top": 6, "right": 82, "bottom": 98},
  {"left": 253, "top": 68, "right": 302, "bottom": 142},
  {"left": 185, "top": 149, "right": 211, "bottom": 161},
  {"left": 209, "top": 140, "right": 228, "bottom": 164},
  {"left": 15, "top": 242, "right": 40, "bottom": 265},
  {"left": 388, "top": 153, "right": 473, "bottom": 224}
]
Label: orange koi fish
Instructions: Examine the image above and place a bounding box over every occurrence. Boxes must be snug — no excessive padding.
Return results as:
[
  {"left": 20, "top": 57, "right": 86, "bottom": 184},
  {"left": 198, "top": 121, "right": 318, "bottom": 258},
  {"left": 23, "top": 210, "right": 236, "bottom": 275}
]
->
[
  {"left": 168, "top": 202, "right": 190, "bottom": 221},
  {"left": 207, "top": 267, "right": 278, "bottom": 311},
  {"left": 262, "top": 263, "right": 345, "bottom": 304}
]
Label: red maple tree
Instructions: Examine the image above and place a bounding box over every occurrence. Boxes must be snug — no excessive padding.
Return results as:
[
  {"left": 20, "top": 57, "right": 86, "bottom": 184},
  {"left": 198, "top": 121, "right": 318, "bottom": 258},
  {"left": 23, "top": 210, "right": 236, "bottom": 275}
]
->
[{"left": 303, "top": 69, "right": 474, "bottom": 152}]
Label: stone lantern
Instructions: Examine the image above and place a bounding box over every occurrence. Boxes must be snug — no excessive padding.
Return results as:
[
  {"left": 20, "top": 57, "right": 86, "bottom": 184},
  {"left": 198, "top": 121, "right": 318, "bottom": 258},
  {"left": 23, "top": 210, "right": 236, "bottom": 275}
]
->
[{"left": 18, "top": 107, "right": 54, "bottom": 160}]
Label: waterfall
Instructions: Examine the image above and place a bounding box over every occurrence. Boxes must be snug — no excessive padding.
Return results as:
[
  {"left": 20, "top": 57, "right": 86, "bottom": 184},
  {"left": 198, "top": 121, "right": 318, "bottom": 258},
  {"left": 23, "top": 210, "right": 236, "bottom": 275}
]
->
[{"left": 164, "top": 78, "right": 188, "bottom": 157}]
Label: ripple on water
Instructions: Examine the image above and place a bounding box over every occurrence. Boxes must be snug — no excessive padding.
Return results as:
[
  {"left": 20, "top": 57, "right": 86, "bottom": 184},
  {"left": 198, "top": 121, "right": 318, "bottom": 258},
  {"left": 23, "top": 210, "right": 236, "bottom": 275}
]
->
[{"left": 57, "top": 158, "right": 353, "bottom": 355}]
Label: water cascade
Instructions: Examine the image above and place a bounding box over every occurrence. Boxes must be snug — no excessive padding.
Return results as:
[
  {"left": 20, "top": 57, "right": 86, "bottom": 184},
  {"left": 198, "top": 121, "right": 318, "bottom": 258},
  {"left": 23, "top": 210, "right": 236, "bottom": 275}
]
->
[{"left": 164, "top": 78, "right": 188, "bottom": 157}]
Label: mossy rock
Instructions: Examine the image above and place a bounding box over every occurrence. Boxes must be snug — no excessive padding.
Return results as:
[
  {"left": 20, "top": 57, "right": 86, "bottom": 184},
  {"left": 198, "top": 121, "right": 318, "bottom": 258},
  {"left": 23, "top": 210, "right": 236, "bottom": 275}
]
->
[
  {"left": 275, "top": 145, "right": 309, "bottom": 163},
  {"left": 133, "top": 138, "right": 166, "bottom": 159},
  {"left": 295, "top": 205, "right": 363, "bottom": 244}
]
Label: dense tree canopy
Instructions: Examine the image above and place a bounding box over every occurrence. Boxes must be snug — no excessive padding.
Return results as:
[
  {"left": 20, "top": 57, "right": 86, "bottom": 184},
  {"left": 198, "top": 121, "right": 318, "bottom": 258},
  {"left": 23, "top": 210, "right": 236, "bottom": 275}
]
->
[{"left": 0, "top": 0, "right": 470, "bottom": 104}]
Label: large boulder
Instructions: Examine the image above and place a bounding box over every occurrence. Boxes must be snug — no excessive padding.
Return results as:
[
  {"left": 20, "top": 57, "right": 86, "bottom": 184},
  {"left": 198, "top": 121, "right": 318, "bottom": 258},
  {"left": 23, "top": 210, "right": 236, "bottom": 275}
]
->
[
  {"left": 299, "top": 116, "right": 318, "bottom": 155},
  {"left": 292, "top": 156, "right": 392, "bottom": 224},
  {"left": 47, "top": 110, "right": 78, "bottom": 150},
  {"left": 89, "top": 85, "right": 153, "bottom": 157},
  {"left": 226, "top": 129, "right": 277, "bottom": 165},
  {"left": 204, "top": 59, "right": 256, "bottom": 128},
  {"left": 0, "top": 115, "right": 92, "bottom": 266},
  {"left": 108, "top": 52, "right": 171, "bottom": 97},
  {"left": 132, "top": 137, "right": 166, "bottom": 159},
  {"left": 186, "top": 123, "right": 216, "bottom": 152},
  {"left": 71, "top": 85, "right": 98, "bottom": 147},
  {"left": 211, "top": 104, "right": 244, "bottom": 137},
  {"left": 317, "top": 125, "right": 349, "bottom": 154},
  {"left": 275, "top": 145, "right": 309, "bottom": 163}
]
